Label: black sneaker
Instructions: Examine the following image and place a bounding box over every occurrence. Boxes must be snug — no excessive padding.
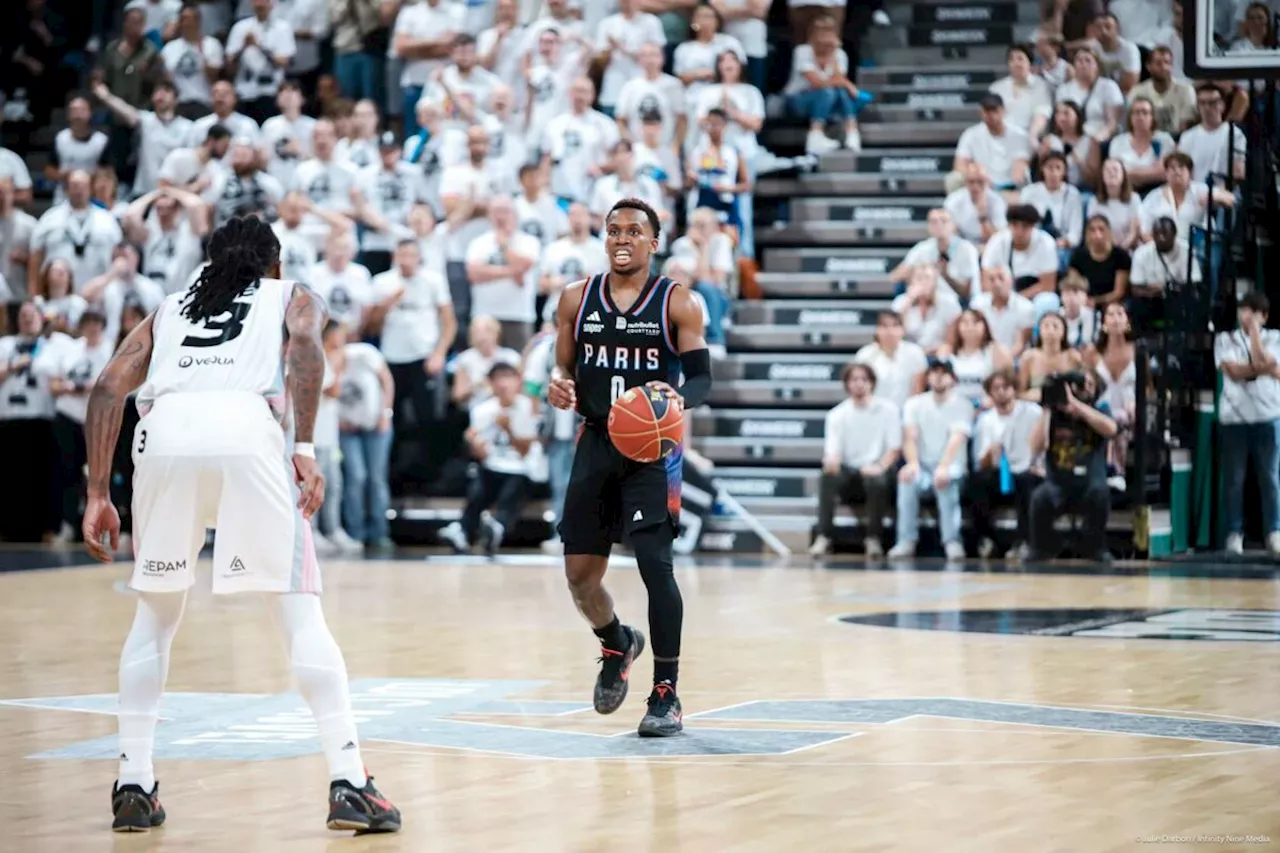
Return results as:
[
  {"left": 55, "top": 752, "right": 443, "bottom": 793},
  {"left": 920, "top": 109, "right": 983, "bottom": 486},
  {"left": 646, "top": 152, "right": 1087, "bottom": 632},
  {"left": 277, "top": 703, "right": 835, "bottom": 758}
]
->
[
  {"left": 593, "top": 626, "right": 645, "bottom": 715},
  {"left": 482, "top": 518, "right": 505, "bottom": 557},
  {"left": 327, "top": 773, "right": 402, "bottom": 835},
  {"left": 638, "top": 682, "right": 683, "bottom": 737},
  {"left": 111, "top": 782, "right": 165, "bottom": 832}
]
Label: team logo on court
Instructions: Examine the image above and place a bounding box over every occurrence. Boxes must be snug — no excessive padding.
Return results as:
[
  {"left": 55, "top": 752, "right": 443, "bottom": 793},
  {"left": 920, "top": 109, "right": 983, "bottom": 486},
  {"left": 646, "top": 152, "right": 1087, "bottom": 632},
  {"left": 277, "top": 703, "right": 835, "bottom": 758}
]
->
[
  {"left": 4, "top": 679, "right": 1279, "bottom": 763},
  {"left": 839, "top": 608, "right": 1280, "bottom": 642}
]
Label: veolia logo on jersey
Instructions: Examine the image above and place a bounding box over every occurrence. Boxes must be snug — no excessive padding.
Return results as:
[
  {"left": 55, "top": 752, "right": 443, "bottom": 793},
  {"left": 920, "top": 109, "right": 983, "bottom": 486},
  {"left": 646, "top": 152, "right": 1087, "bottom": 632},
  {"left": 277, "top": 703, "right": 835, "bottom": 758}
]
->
[{"left": 178, "top": 355, "right": 235, "bottom": 369}]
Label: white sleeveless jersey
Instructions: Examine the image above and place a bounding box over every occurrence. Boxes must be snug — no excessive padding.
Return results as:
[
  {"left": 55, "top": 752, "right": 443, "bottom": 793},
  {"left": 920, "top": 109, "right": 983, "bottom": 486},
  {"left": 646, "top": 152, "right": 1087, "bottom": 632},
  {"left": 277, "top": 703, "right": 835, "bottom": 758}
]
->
[{"left": 136, "top": 277, "right": 293, "bottom": 417}]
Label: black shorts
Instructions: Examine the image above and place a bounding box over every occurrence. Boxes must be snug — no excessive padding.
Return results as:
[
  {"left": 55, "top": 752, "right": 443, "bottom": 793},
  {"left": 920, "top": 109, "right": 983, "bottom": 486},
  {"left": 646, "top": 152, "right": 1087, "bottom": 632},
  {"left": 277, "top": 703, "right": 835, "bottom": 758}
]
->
[{"left": 558, "top": 424, "right": 682, "bottom": 556}]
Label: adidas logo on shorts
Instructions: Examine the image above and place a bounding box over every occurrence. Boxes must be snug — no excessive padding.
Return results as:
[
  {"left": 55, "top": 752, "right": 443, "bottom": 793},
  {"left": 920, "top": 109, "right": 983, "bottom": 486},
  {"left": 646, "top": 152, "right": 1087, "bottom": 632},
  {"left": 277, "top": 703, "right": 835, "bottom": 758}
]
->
[{"left": 633, "top": 510, "right": 643, "bottom": 522}]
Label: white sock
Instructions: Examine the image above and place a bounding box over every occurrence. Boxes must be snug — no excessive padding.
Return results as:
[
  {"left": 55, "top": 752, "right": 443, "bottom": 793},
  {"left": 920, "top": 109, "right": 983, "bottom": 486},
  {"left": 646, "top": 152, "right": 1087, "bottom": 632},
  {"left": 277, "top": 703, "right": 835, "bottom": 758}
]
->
[
  {"left": 117, "top": 592, "right": 187, "bottom": 791},
  {"left": 274, "top": 594, "right": 367, "bottom": 788}
]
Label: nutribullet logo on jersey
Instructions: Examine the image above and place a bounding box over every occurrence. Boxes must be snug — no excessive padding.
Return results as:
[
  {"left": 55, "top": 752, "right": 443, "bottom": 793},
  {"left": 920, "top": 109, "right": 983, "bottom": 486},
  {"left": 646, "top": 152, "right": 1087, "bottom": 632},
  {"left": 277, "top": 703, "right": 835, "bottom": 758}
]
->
[{"left": 178, "top": 355, "right": 235, "bottom": 368}]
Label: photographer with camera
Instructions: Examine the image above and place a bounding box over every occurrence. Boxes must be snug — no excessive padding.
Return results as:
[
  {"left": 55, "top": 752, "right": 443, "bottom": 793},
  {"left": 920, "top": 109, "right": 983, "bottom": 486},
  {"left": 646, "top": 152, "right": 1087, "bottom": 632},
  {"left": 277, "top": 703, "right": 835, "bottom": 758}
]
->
[{"left": 1027, "top": 367, "right": 1118, "bottom": 562}]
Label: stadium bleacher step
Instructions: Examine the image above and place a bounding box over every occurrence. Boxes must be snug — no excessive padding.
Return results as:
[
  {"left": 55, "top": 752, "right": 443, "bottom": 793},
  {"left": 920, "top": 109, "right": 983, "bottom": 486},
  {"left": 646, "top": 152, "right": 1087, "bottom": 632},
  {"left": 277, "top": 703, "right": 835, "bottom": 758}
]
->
[
  {"left": 890, "top": 0, "right": 1041, "bottom": 25},
  {"left": 869, "top": 44, "right": 1009, "bottom": 65},
  {"left": 866, "top": 23, "right": 1036, "bottom": 50},
  {"left": 856, "top": 66, "right": 1002, "bottom": 88},
  {"left": 712, "top": 354, "right": 852, "bottom": 406},
  {"left": 763, "top": 121, "right": 969, "bottom": 150},
  {"left": 732, "top": 298, "right": 893, "bottom": 326},
  {"left": 860, "top": 101, "right": 980, "bottom": 124},
  {"left": 815, "top": 148, "right": 955, "bottom": 176},
  {"left": 725, "top": 323, "right": 876, "bottom": 351},
  {"left": 758, "top": 194, "right": 937, "bottom": 246},
  {"left": 692, "top": 409, "right": 826, "bottom": 466},
  {"left": 757, "top": 169, "right": 947, "bottom": 198}
]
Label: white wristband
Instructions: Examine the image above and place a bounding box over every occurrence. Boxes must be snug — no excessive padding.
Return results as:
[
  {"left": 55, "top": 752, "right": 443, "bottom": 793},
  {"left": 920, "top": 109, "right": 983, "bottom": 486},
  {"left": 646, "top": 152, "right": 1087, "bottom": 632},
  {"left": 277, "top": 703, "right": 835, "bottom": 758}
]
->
[{"left": 294, "top": 442, "right": 316, "bottom": 459}]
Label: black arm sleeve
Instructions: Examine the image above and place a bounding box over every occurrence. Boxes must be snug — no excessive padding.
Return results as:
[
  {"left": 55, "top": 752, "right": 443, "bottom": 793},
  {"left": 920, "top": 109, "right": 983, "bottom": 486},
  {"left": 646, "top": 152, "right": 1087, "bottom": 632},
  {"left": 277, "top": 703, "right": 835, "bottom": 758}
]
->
[{"left": 677, "top": 347, "right": 712, "bottom": 408}]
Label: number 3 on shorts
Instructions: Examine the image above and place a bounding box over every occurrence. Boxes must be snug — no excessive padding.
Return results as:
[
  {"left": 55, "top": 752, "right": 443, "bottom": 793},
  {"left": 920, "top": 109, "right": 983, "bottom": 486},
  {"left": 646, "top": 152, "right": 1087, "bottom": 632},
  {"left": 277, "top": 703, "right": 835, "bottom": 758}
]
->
[
  {"left": 136, "top": 428, "right": 147, "bottom": 456},
  {"left": 610, "top": 375, "right": 625, "bottom": 403}
]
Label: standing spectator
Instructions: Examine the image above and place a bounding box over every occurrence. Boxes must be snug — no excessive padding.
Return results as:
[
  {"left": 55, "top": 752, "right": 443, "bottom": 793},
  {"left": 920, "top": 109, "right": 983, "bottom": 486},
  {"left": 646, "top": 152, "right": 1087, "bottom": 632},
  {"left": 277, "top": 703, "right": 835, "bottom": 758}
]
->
[
  {"left": 402, "top": 100, "right": 467, "bottom": 217},
  {"left": 685, "top": 108, "right": 749, "bottom": 241},
  {"left": 313, "top": 321, "right": 350, "bottom": 555},
  {"left": 47, "top": 94, "right": 110, "bottom": 205},
  {"left": 888, "top": 208, "right": 981, "bottom": 302},
  {"left": 938, "top": 308, "right": 1013, "bottom": 406},
  {"left": 185, "top": 80, "right": 264, "bottom": 149},
  {"left": 1041, "top": 0, "right": 1105, "bottom": 44},
  {"left": 80, "top": 243, "right": 165, "bottom": 344},
  {"left": 1068, "top": 214, "right": 1130, "bottom": 306},
  {"left": 477, "top": 0, "right": 526, "bottom": 91},
  {"left": 595, "top": 0, "right": 666, "bottom": 119},
  {"left": 1127, "top": 46, "right": 1197, "bottom": 135},
  {"left": 990, "top": 45, "right": 1053, "bottom": 140},
  {"left": 891, "top": 266, "right": 962, "bottom": 354},
  {"left": 0, "top": 137, "right": 35, "bottom": 208},
  {"left": 270, "top": 192, "right": 319, "bottom": 279},
  {"left": 330, "top": 0, "right": 390, "bottom": 105},
  {"left": 520, "top": 0, "right": 588, "bottom": 62},
  {"left": 1149, "top": 0, "right": 1188, "bottom": 82},
  {"left": 292, "top": 119, "right": 362, "bottom": 251},
  {"left": 1020, "top": 151, "right": 1084, "bottom": 262},
  {"left": 674, "top": 5, "right": 745, "bottom": 110},
  {"left": 437, "top": 361, "right": 538, "bottom": 555},
  {"left": 1087, "top": 12, "right": 1141, "bottom": 94},
  {"left": 335, "top": 99, "right": 381, "bottom": 170},
  {"left": 207, "top": 137, "right": 286, "bottom": 226},
  {"left": 1140, "top": 152, "right": 1235, "bottom": 242},
  {"left": 710, "top": 0, "right": 768, "bottom": 91},
  {"left": 1214, "top": 291, "right": 1280, "bottom": 554},
  {"left": 889, "top": 360, "right": 974, "bottom": 561},
  {"left": 539, "top": 203, "right": 608, "bottom": 321},
  {"left": 513, "top": 163, "right": 569, "bottom": 250},
  {"left": 281, "top": 0, "right": 328, "bottom": 95},
  {"left": 450, "top": 315, "right": 522, "bottom": 410},
  {"left": 1019, "top": 312, "right": 1084, "bottom": 401},
  {"left": 689, "top": 50, "right": 762, "bottom": 165},
  {"left": 32, "top": 260, "right": 86, "bottom": 335},
  {"left": 0, "top": 302, "right": 57, "bottom": 542},
  {"left": 4, "top": 0, "right": 74, "bottom": 140},
  {"left": 439, "top": 126, "right": 502, "bottom": 261},
  {"left": 1085, "top": 158, "right": 1143, "bottom": 249},
  {"left": 1108, "top": 98, "right": 1175, "bottom": 191},
  {"left": 338, "top": 326, "right": 397, "bottom": 551},
  {"left": 479, "top": 86, "right": 528, "bottom": 189},
  {"left": 1085, "top": 302, "right": 1138, "bottom": 491},
  {"left": 121, "top": 186, "right": 209, "bottom": 295},
  {"left": 968, "top": 369, "right": 1043, "bottom": 559},
  {"left": 91, "top": 79, "right": 193, "bottom": 198},
  {"left": 1039, "top": 101, "right": 1099, "bottom": 189},
  {"left": 1035, "top": 33, "right": 1071, "bottom": 91},
  {"left": 465, "top": 196, "right": 540, "bottom": 350},
  {"left": 423, "top": 35, "right": 502, "bottom": 122},
  {"left": 353, "top": 131, "right": 424, "bottom": 275},
  {"left": 1129, "top": 215, "right": 1201, "bottom": 330},
  {"left": 945, "top": 164, "right": 1008, "bottom": 246},
  {"left": 1177, "top": 84, "right": 1247, "bottom": 184},
  {"left": 0, "top": 178, "right": 38, "bottom": 301},
  {"left": 980, "top": 204, "right": 1061, "bottom": 314},
  {"left": 810, "top": 363, "right": 901, "bottom": 558},
  {"left": 540, "top": 77, "right": 619, "bottom": 206},
  {"left": 261, "top": 80, "right": 317, "bottom": 189},
  {"left": 392, "top": 0, "right": 463, "bottom": 140},
  {"left": 1054, "top": 47, "right": 1124, "bottom": 143},
  {"left": 787, "top": 0, "right": 843, "bottom": 45},
  {"left": 953, "top": 94, "right": 1031, "bottom": 194},
  {"left": 783, "top": 14, "right": 864, "bottom": 154},
  {"left": 520, "top": 28, "right": 593, "bottom": 147},
  {"left": 1109, "top": 0, "right": 1173, "bottom": 49},
  {"left": 158, "top": 125, "right": 231, "bottom": 196},
  {"left": 309, "top": 231, "right": 373, "bottom": 333},
  {"left": 367, "top": 238, "right": 458, "bottom": 485},
  {"left": 615, "top": 42, "right": 687, "bottom": 150},
  {"left": 969, "top": 266, "right": 1035, "bottom": 356},
  {"left": 95, "top": 5, "right": 162, "bottom": 184},
  {"left": 853, "top": 311, "right": 929, "bottom": 410},
  {"left": 28, "top": 170, "right": 123, "bottom": 292},
  {"left": 161, "top": 5, "right": 225, "bottom": 119},
  {"left": 225, "top": 0, "right": 297, "bottom": 124},
  {"left": 670, "top": 206, "right": 735, "bottom": 288},
  {"left": 522, "top": 327, "right": 580, "bottom": 552}
]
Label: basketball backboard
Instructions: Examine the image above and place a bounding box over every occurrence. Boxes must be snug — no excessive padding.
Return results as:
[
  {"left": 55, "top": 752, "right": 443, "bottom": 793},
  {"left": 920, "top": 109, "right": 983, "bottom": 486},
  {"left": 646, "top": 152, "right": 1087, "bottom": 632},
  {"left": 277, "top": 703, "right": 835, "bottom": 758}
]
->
[{"left": 1184, "top": 0, "right": 1280, "bottom": 79}]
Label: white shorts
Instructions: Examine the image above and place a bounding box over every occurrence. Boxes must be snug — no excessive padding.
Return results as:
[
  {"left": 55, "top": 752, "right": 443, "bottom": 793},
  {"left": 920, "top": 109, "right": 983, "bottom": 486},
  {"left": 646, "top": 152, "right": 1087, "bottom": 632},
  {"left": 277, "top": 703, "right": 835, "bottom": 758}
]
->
[{"left": 129, "top": 392, "right": 322, "bottom": 596}]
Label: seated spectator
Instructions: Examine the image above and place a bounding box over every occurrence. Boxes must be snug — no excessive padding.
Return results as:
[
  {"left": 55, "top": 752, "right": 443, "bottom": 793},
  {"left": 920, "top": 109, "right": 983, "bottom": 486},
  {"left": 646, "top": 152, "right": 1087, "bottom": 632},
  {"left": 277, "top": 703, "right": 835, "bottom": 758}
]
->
[
  {"left": 539, "top": 203, "right": 609, "bottom": 321},
  {"left": 1111, "top": 97, "right": 1177, "bottom": 190},
  {"left": 981, "top": 204, "right": 1061, "bottom": 314},
  {"left": 671, "top": 207, "right": 736, "bottom": 288},
  {"left": 1148, "top": 0, "right": 1187, "bottom": 81},
  {"left": 1130, "top": 216, "right": 1201, "bottom": 330},
  {"left": 1068, "top": 214, "right": 1130, "bottom": 306},
  {"left": 353, "top": 132, "right": 426, "bottom": 276},
  {"left": 1059, "top": 274, "right": 1098, "bottom": 347},
  {"left": 1020, "top": 152, "right": 1083, "bottom": 263},
  {"left": 1054, "top": 47, "right": 1124, "bottom": 143},
  {"left": 161, "top": 5, "right": 222, "bottom": 119},
  {"left": 968, "top": 369, "right": 1044, "bottom": 560},
  {"left": 661, "top": 255, "right": 725, "bottom": 353},
  {"left": 313, "top": 321, "right": 354, "bottom": 556},
  {"left": 991, "top": 45, "right": 1053, "bottom": 140},
  {"left": 1127, "top": 46, "right": 1197, "bottom": 135},
  {"left": 208, "top": 137, "right": 286, "bottom": 227},
  {"left": 953, "top": 93, "right": 1031, "bottom": 194},
  {"left": 969, "top": 266, "right": 1035, "bottom": 356},
  {"left": 889, "top": 360, "right": 974, "bottom": 561},
  {"left": 937, "top": 308, "right": 1013, "bottom": 406},
  {"left": 403, "top": 101, "right": 468, "bottom": 217},
  {"left": 853, "top": 310, "right": 929, "bottom": 410},
  {"left": 47, "top": 95, "right": 109, "bottom": 206},
  {"left": 889, "top": 208, "right": 980, "bottom": 302},
  {"left": 635, "top": 111, "right": 685, "bottom": 212},
  {"left": 945, "top": 166, "right": 1008, "bottom": 248},
  {"left": 1177, "top": 83, "right": 1247, "bottom": 184},
  {"left": 28, "top": 170, "right": 123, "bottom": 294},
  {"left": 1140, "top": 152, "right": 1236, "bottom": 242},
  {"left": 271, "top": 192, "right": 327, "bottom": 280},
  {"left": 891, "top": 266, "right": 963, "bottom": 354},
  {"left": 438, "top": 361, "right": 538, "bottom": 555},
  {"left": 81, "top": 243, "right": 166, "bottom": 344},
  {"left": 713, "top": 0, "right": 769, "bottom": 90},
  {"left": 422, "top": 35, "right": 502, "bottom": 124},
  {"left": 788, "top": 0, "right": 846, "bottom": 45},
  {"left": 1039, "top": 101, "right": 1099, "bottom": 189},
  {"left": 1042, "top": 0, "right": 1105, "bottom": 45},
  {"left": 452, "top": 315, "right": 523, "bottom": 410},
  {"left": 810, "top": 363, "right": 902, "bottom": 558},
  {"left": 674, "top": 4, "right": 746, "bottom": 112},
  {"left": 0, "top": 302, "right": 57, "bottom": 542},
  {"left": 121, "top": 185, "right": 209, "bottom": 295},
  {"left": 1035, "top": 32, "right": 1071, "bottom": 90},
  {"left": 1086, "top": 158, "right": 1143, "bottom": 249},
  {"left": 1228, "top": 2, "right": 1276, "bottom": 54},
  {"left": 1086, "top": 12, "right": 1142, "bottom": 94},
  {"left": 465, "top": 196, "right": 541, "bottom": 350},
  {"left": 593, "top": 140, "right": 670, "bottom": 238},
  {"left": 480, "top": 87, "right": 529, "bottom": 187},
  {"left": 0, "top": 179, "right": 35, "bottom": 302},
  {"left": 91, "top": 167, "right": 129, "bottom": 220},
  {"left": 1027, "top": 367, "right": 1118, "bottom": 562},
  {"left": 514, "top": 163, "right": 569, "bottom": 250},
  {"left": 1108, "top": 0, "right": 1173, "bottom": 50},
  {"left": 1084, "top": 302, "right": 1138, "bottom": 491},
  {"left": 541, "top": 77, "right": 619, "bottom": 206},
  {"left": 309, "top": 231, "right": 374, "bottom": 333},
  {"left": 1019, "top": 312, "right": 1084, "bottom": 402},
  {"left": 157, "top": 124, "right": 231, "bottom": 197},
  {"left": 615, "top": 42, "right": 687, "bottom": 150},
  {"left": 186, "top": 80, "right": 262, "bottom": 151},
  {"left": 92, "top": 79, "right": 192, "bottom": 199},
  {"left": 0, "top": 148, "right": 35, "bottom": 210},
  {"left": 783, "top": 14, "right": 865, "bottom": 154},
  {"left": 595, "top": 0, "right": 667, "bottom": 118},
  {"left": 1214, "top": 291, "right": 1280, "bottom": 555},
  {"left": 337, "top": 325, "right": 397, "bottom": 553},
  {"left": 32, "top": 259, "right": 86, "bottom": 336},
  {"left": 685, "top": 108, "right": 751, "bottom": 240},
  {"left": 520, "top": 28, "right": 594, "bottom": 147},
  {"left": 225, "top": 0, "right": 297, "bottom": 124}
]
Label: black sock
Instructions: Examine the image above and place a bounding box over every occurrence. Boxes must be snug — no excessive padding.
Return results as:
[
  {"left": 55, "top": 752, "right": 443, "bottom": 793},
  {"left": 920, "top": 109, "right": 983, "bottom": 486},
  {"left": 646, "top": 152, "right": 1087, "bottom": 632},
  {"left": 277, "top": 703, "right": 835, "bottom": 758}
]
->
[
  {"left": 593, "top": 616, "right": 628, "bottom": 652},
  {"left": 654, "top": 660, "right": 678, "bottom": 688}
]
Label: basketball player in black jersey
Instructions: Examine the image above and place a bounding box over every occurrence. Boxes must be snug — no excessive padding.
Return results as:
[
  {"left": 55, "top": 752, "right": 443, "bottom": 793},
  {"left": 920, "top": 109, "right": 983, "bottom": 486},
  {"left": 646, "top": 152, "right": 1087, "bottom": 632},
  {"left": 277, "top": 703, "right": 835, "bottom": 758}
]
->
[{"left": 548, "top": 198, "right": 712, "bottom": 737}]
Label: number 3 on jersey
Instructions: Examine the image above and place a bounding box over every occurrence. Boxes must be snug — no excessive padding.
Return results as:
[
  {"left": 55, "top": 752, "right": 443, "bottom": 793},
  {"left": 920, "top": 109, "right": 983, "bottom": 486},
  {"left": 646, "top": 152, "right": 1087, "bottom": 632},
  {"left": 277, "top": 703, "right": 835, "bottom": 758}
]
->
[
  {"left": 180, "top": 300, "right": 253, "bottom": 348},
  {"left": 610, "top": 375, "right": 625, "bottom": 403}
]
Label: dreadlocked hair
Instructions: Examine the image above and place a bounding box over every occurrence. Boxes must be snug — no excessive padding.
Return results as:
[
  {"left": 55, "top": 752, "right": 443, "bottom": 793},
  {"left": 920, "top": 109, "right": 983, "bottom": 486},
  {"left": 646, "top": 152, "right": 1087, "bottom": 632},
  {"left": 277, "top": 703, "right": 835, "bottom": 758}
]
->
[{"left": 182, "top": 215, "right": 281, "bottom": 324}]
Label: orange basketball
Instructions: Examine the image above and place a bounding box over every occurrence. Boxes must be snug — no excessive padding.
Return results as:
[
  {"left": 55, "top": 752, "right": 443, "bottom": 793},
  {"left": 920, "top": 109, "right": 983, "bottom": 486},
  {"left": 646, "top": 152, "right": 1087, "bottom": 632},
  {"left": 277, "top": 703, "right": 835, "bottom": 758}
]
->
[{"left": 607, "top": 386, "right": 684, "bottom": 463}]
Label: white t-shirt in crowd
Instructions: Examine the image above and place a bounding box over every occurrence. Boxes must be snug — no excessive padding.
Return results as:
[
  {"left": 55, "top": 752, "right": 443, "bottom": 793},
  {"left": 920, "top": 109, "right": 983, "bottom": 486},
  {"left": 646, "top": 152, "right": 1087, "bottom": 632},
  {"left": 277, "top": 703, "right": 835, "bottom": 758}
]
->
[
  {"left": 261, "top": 113, "right": 317, "bottom": 188},
  {"left": 394, "top": 0, "right": 464, "bottom": 87},
  {"left": 1019, "top": 181, "right": 1084, "bottom": 246},
  {"left": 476, "top": 23, "right": 527, "bottom": 89},
  {"left": 465, "top": 230, "right": 541, "bottom": 323},
  {"left": 290, "top": 157, "right": 361, "bottom": 250},
  {"left": 823, "top": 396, "right": 903, "bottom": 469},
  {"left": 134, "top": 112, "right": 195, "bottom": 196},
  {"left": 541, "top": 109, "right": 620, "bottom": 203},
  {"left": 421, "top": 65, "right": 502, "bottom": 121},
  {"left": 1061, "top": 307, "right": 1099, "bottom": 348},
  {"left": 980, "top": 228, "right": 1059, "bottom": 288},
  {"left": 783, "top": 43, "right": 846, "bottom": 96},
  {"left": 973, "top": 400, "right": 1043, "bottom": 473},
  {"left": 357, "top": 161, "right": 427, "bottom": 253},
  {"left": 207, "top": 168, "right": 285, "bottom": 227},
  {"left": 401, "top": 125, "right": 467, "bottom": 216},
  {"left": 988, "top": 76, "right": 1053, "bottom": 134},
  {"left": 0, "top": 147, "right": 33, "bottom": 192},
  {"left": 369, "top": 266, "right": 454, "bottom": 364},
  {"left": 1216, "top": 328, "right": 1280, "bottom": 425},
  {"left": 596, "top": 12, "right": 666, "bottom": 107},
  {"left": 1140, "top": 182, "right": 1211, "bottom": 240},
  {"left": 339, "top": 342, "right": 389, "bottom": 432},
  {"left": 141, "top": 216, "right": 204, "bottom": 295},
  {"left": 589, "top": 174, "right": 666, "bottom": 228},
  {"left": 1176, "top": 122, "right": 1247, "bottom": 184},
  {"left": 718, "top": 0, "right": 768, "bottom": 57},
  {"left": 902, "top": 390, "right": 975, "bottom": 473},
  {"left": 669, "top": 233, "right": 736, "bottom": 281},
  {"left": 225, "top": 15, "right": 296, "bottom": 101},
  {"left": 891, "top": 290, "right": 963, "bottom": 351},
  {"left": 673, "top": 33, "right": 746, "bottom": 104},
  {"left": 438, "top": 161, "right": 504, "bottom": 254},
  {"left": 901, "top": 236, "right": 981, "bottom": 300},
  {"left": 33, "top": 294, "right": 87, "bottom": 331},
  {"left": 1109, "top": 130, "right": 1177, "bottom": 172},
  {"left": 954, "top": 122, "right": 1031, "bottom": 187},
  {"left": 944, "top": 187, "right": 1008, "bottom": 243},
  {"left": 0, "top": 335, "right": 56, "bottom": 420},
  {"left": 469, "top": 394, "right": 539, "bottom": 475},
  {"left": 272, "top": 222, "right": 319, "bottom": 283},
  {"left": 1130, "top": 238, "right": 1202, "bottom": 290},
  {"left": 336, "top": 136, "right": 379, "bottom": 172},
  {"left": 1086, "top": 37, "right": 1142, "bottom": 83},
  {"left": 30, "top": 333, "right": 111, "bottom": 423},
  {"left": 692, "top": 83, "right": 765, "bottom": 158},
  {"left": 1109, "top": 0, "right": 1173, "bottom": 47},
  {"left": 514, "top": 192, "right": 570, "bottom": 248},
  {"left": 541, "top": 235, "right": 609, "bottom": 288},
  {"left": 100, "top": 276, "right": 167, "bottom": 344},
  {"left": 161, "top": 36, "right": 225, "bottom": 105},
  {"left": 852, "top": 341, "right": 930, "bottom": 410},
  {"left": 317, "top": 359, "right": 340, "bottom": 449},
  {"left": 1054, "top": 77, "right": 1125, "bottom": 138},
  {"left": 969, "top": 291, "right": 1036, "bottom": 350},
  {"left": 282, "top": 0, "right": 328, "bottom": 74},
  {"left": 31, "top": 204, "right": 123, "bottom": 291},
  {"left": 452, "top": 345, "right": 522, "bottom": 408},
  {"left": 523, "top": 58, "right": 578, "bottom": 145},
  {"left": 186, "top": 111, "right": 262, "bottom": 150},
  {"left": 615, "top": 75, "right": 687, "bottom": 148},
  {"left": 309, "top": 261, "right": 373, "bottom": 331},
  {"left": 1086, "top": 194, "right": 1144, "bottom": 245}
]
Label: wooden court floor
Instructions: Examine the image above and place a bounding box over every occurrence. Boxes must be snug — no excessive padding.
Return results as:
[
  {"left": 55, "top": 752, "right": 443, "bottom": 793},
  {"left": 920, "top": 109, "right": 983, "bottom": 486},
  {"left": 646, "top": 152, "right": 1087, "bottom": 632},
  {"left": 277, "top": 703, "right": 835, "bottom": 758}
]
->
[{"left": 0, "top": 551, "right": 1277, "bottom": 853}]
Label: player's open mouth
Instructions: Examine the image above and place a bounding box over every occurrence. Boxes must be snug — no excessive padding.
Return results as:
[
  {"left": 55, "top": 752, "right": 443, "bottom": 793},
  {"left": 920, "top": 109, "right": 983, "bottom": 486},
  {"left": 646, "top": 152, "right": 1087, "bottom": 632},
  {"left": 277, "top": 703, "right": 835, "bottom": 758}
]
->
[{"left": 613, "top": 250, "right": 632, "bottom": 263}]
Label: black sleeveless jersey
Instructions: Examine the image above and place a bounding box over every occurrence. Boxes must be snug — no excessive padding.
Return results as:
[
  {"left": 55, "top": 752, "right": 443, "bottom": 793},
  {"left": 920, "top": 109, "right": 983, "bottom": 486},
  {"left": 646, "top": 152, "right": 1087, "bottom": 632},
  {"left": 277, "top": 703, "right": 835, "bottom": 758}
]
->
[{"left": 572, "top": 272, "right": 682, "bottom": 423}]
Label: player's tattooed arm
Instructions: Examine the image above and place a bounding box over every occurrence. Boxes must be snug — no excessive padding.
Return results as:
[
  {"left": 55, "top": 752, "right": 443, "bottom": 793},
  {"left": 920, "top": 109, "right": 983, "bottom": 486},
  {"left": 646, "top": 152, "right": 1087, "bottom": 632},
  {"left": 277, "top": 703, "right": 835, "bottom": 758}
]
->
[
  {"left": 285, "top": 283, "right": 330, "bottom": 444},
  {"left": 85, "top": 314, "right": 155, "bottom": 497}
]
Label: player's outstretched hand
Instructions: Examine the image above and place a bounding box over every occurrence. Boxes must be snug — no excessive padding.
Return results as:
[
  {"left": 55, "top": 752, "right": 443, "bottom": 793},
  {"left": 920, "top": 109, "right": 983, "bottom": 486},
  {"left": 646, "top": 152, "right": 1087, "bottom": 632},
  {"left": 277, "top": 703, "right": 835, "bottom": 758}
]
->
[
  {"left": 549, "top": 375, "right": 577, "bottom": 410},
  {"left": 293, "top": 453, "right": 326, "bottom": 520},
  {"left": 82, "top": 495, "right": 120, "bottom": 563}
]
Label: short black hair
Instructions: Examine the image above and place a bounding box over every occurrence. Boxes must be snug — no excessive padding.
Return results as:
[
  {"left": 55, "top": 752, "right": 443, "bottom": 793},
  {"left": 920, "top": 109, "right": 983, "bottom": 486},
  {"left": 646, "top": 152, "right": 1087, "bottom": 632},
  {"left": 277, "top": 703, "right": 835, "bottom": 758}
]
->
[
  {"left": 205, "top": 124, "right": 233, "bottom": 143},
  {"left": 705, "top": 107, "right": 730, "bottom": 122},
  {"left": 454, "top": 33, "right": 477, "bottom": 48},
  {"left": 153, "top": 79, "right": 177, "bottom": 96},
  {"left": 607, "top": 198, "right": 661, "bottom": 241},
  {"left": 1040, "top": 151, "right": 1068, "bottom": 170},
  {"left": 841, "top": 362, "right": 876, "bottom": 388},
  {"left": 1241, "top": 291, "right": 1270, "bottom": 315},
  {"left": 1006, "top": 204, "right": 1041, "bottom": 226}
]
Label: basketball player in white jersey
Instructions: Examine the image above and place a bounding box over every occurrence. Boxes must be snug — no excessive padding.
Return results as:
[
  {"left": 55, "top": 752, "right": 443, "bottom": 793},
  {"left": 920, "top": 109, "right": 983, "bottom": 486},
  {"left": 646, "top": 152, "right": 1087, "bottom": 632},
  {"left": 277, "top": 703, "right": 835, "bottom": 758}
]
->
[{"left": 81, "top": 216, "right": 401, "bottom": 835}]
